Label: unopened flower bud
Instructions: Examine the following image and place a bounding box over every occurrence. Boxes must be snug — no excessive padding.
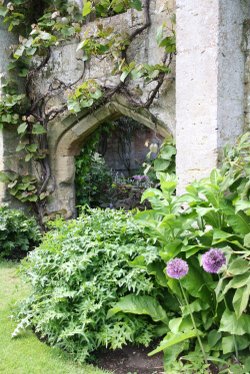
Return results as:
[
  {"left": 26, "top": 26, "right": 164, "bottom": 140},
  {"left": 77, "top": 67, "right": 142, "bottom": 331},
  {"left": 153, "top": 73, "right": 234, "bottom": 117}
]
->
[
  {"left": 149, "top": 143, "right": 158, "bottom": 153},
  {"left": 51, "top": 11, "right": 60, "bottom": 19}
]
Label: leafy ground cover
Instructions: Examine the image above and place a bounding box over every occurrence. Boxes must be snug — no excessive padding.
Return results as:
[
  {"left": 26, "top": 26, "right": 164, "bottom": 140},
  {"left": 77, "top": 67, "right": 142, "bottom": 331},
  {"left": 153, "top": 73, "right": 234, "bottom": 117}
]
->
[
  {"left": 13, "top": 209, "right": 166, "bottom": 362},
  {"left": 0, "top": 261, "right": 108, "bottom": 374}
]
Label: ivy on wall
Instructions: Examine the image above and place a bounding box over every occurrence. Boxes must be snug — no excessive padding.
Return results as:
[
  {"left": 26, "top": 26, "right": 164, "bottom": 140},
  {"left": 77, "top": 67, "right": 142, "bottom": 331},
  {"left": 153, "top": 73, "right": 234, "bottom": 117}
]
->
[{"left": 0, "top": 0, "right": 175, "bottom": 223}]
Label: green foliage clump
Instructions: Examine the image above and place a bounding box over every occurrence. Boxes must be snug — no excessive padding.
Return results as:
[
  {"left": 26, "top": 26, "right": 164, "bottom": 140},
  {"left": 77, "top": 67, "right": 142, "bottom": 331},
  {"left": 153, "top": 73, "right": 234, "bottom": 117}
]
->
[
  {"left": 0, "top": 206, "right": 41, "bottom": 259},
  {"left": 14, "top": 208, "right": 167, "bottom": 361},
  {"left": 132, "top": 132, "right": 250, "bottom": 372},
  {"left": 76, "top": 152, "right": 112, "bottom": 207}
]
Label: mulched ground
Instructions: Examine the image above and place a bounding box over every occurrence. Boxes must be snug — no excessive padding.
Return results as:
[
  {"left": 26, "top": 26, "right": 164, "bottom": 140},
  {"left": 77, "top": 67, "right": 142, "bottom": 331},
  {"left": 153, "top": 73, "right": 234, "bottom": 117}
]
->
[{"left": 95, "top": 344, "right": 164, "bottom": 374}]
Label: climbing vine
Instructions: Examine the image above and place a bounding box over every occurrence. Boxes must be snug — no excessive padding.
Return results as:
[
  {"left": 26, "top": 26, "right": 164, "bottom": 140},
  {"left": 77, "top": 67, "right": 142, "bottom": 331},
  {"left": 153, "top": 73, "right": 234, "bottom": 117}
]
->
[{"left": 0, "top": 0, "right": 175, "bottom": 224}]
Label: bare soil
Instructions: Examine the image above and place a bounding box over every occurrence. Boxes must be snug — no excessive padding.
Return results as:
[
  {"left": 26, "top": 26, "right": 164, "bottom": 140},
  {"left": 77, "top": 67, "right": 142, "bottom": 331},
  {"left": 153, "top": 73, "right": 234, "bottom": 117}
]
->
[{"left": 95, "top": 344, "right": 164, "bottom": 374}]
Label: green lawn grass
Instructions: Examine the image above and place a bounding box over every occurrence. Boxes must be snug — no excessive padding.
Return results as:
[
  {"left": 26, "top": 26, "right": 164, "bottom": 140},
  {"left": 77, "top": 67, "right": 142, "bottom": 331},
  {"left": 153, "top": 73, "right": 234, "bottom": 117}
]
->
[{"left": 0, "top": 261, "right": 109, "bottom": 374}]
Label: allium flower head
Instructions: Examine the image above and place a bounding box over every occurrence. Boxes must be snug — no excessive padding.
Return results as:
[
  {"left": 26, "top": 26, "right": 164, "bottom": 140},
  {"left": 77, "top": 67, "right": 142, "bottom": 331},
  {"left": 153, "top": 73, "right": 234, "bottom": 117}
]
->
[
  {"left": 166, "top": 258, "right": 189, "bottom": 279},
  {"left": 202, "top": 248, "right": 226, "bottom": 273}
]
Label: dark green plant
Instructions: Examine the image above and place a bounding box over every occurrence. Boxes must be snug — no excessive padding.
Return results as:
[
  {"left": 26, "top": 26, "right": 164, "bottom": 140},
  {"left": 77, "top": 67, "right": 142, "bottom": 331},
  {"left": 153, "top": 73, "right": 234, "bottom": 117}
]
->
[
  {"left": 76, "top": 152, "right": 112, "bottom": 207},
  {"left": 13, "top": 208, "right": 169, "bottom": 361},
  {"left": 0, "top": 206, "right": 41, "bottom": 259},
  {"left": 75, "top": 124, "right": 113, "bottom": 207}
]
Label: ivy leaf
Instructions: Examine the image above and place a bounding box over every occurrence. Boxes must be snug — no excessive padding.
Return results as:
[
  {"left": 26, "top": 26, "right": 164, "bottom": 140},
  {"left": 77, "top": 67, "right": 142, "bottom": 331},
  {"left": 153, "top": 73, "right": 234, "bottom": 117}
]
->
[
  {"left": 82, "top": 1, "right": 92, "bottom": 17},
  {"left": 120, "top": 70, "right": 130, "bottom": 82},
  {"left": 32, "top": 123, "right": 46, "bottom": 135},
  {"left": 130, "top": 0, "right": 142, "bottom": 11},
  {"left": 17, "top": 122, "right": 28, "bottom": 135},
  {"left": 13, "top": 45, "right": 25, "bottom": 60},
  {"left": 40, "top": 191, "right": 50, "bottom": 200},
  {"left": 0, "top": 5, "right": 7, "bottom": 17},
  {"left": 26, "top": 144, "right": 38, "bottom": 153},
  {"left": 25, "top": 153, "right": 33, "bottom": 162},
  {"left": 16, "top": 143, "right": 26, "bottom": 152}
]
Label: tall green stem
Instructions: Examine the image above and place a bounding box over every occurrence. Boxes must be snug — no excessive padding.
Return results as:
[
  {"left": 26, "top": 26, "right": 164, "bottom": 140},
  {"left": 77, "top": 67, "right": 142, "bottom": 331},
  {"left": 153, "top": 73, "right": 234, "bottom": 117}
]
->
[{"left": 179, "top": 281, "right": 207, "bottom": 363}]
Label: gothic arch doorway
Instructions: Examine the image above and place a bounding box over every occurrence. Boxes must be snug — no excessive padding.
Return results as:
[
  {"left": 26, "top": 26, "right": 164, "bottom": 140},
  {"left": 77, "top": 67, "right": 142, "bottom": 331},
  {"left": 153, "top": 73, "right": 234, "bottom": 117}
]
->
[{"left": 48, "top": 99, "right": 172, "bottom": 217}]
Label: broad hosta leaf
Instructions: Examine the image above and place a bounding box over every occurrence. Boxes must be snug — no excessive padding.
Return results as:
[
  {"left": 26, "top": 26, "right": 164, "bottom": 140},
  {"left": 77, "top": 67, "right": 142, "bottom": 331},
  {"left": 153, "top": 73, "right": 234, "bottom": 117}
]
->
[
  {"left": 219, "top": 309, "right": 250, "bottom": 335},
  {"left": 107, "top": 294, "right": 169, "bottom": 325},
  {"left": 148, "top": 330, "right": 201, "bottom": 356}
]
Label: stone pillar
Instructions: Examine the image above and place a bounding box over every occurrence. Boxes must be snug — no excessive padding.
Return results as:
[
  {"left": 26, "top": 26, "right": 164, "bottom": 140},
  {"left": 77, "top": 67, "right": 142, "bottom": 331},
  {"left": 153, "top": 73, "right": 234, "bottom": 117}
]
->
[{"left": 176, "top": 0, "right": 247, "bottom": 194}]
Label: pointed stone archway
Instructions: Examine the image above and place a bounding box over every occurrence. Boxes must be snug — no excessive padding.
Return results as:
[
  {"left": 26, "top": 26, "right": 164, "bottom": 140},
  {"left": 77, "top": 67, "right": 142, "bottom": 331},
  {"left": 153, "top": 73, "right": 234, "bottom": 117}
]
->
[{"left": 47, "top": 97, "right": 172, "bottom": 218}]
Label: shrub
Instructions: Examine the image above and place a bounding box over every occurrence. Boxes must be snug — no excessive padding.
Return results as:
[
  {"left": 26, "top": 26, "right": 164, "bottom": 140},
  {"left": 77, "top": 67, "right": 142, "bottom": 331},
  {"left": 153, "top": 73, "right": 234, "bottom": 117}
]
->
[
  {"left": 13, "top": 208, "right": 170, "bottom": 361},
  {"left": 0, "top": 206, "right": 41, "bottom": 259}
]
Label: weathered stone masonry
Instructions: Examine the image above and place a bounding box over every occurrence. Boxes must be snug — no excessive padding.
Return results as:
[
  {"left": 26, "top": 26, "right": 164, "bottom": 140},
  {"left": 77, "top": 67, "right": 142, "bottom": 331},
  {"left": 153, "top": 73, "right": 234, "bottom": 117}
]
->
[{"left": 0, "top": 0, "right": 249, "bottom": 217}]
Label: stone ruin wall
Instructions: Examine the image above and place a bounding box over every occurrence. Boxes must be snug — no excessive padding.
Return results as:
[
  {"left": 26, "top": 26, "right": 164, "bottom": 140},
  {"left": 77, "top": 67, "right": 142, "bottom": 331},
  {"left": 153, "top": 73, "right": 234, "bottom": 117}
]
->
[
  {"left": 29, "top": 0, "right": 176, "bottom": 217},
  {"left": 1, "top": 0, "right": 250, "bottom": 217}
]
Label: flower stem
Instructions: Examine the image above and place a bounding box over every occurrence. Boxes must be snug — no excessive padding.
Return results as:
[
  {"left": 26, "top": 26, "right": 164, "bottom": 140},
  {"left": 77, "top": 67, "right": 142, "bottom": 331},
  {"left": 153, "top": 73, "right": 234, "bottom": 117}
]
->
[{"left": 179, "top": 281, "right": 207, "bottom": 363}]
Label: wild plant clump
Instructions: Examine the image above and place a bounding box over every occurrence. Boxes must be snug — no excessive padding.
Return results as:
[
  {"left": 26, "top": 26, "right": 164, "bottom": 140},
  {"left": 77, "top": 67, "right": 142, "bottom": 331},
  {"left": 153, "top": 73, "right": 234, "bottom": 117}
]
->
[
  {"left": 0, "top": 206, "right": 41, "bottom": 259},
  {"left": 14, "top": 208, "right": 166, "bottom": 361}
]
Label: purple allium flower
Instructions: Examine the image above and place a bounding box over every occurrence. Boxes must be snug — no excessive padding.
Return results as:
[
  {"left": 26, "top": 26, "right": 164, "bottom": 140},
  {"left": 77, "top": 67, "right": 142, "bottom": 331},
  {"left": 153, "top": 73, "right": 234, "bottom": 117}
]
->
[
  {"left": 166, "top": 258, "right": 189, "bottom": 279},
  {"left": 201, "top": 248, "right": 226, "bottom": 273}
]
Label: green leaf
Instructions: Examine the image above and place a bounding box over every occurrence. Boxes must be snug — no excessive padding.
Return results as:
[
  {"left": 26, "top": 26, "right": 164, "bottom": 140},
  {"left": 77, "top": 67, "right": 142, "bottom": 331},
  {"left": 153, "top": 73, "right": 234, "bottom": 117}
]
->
[
  {"left": 244, "top": 232, "right": 250, "bottom": 248},
  {"left": 148, "top": 330, "right": 200, "bottom": 356},
  {"left": 228, "top": 258, "right": 249, "bottom": 276},
  {"left": 0, "top": 5, "right": 8, "bottom": 17},
  {"left": 219, "top": 309, "right": 250, "bottom": 335},
  {"left": 107, "top": 294, "right": 169, "bottom": 325},
  {"left": 120, "top": 70, "right": 130, "bottom": 82},
  {"left": 32, "top": 123, "right": 46, "bottom": 135},
  {"left": 17, "top": 122, "right": 28, "bottom": 135},
  {"left": 222, "top": 335, "right": 250, "bottom": 354},
  {"left": 223, "top": 273, "right": 250, "bottom": 296},
  {"left": 156, "top": 25, "right": 164, "bottom": 46},
  {"left": 16, "top": 143, "right": 26, "bottom": 152},
  {"left": 26, "top": 144, "right": 38, "bottom": 153},
  {"left": 222, "top": 206, "right": 250, "bottom": 235},
  {"left": 130, "top": 0, "right": 142, "bottom": 11},
  {"left": 233, "top": 285, "right": 250, "bottom": 318},
  {"left": 13, "top": 45, "right": 25, "bottom": 59},
  {"left": 207, "top": 330, "right": 221, "bottom": 348},
  {"left": 154, "top": 159, "right": 170, "bottom": 172},
  {"left": 25, "top": 153, "right": 33, "bottom": 162},
  {"left": 82, "top": 1, "right": 92, "bottom": 17},
  {"left": 163, "top": 342, "right": 187, "bottom": 370}
]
